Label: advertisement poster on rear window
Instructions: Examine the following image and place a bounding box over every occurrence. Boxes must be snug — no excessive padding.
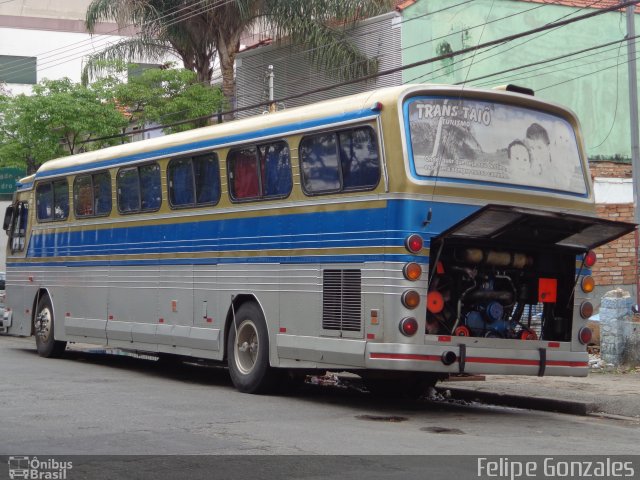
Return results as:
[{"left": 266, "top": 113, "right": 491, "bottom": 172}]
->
[{"left": 405, "top": 97, "right": 587, "bottom": 194}]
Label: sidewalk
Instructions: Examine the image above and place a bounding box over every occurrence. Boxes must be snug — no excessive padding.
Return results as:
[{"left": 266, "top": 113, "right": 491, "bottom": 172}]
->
[{"left": 439, "top": 370, "right": 640, "bottom": 418}]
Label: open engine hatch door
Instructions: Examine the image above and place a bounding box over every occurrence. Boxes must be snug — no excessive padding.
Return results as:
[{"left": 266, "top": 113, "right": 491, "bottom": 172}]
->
[{"left": 436, "top": 204, "right": 636, "bottom": 252}]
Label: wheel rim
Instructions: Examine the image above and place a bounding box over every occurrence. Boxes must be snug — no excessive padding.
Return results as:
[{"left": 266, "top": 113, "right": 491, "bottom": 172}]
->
[
  {"left": 35, "top": 306, "right": 52, "bottom": 342},
  {"left": 234, "top": 319, "right": 259, "bottom": 375}
]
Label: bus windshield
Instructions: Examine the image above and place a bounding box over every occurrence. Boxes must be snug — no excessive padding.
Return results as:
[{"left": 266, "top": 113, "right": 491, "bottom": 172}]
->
[{"left": 405, "top": 96, "right": 587, "bottom": 194}]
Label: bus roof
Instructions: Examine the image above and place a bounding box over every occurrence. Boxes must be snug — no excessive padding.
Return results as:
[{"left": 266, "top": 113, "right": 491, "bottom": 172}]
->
[{"left": 28, "top": 83, "right": 579, "bottom": 183}]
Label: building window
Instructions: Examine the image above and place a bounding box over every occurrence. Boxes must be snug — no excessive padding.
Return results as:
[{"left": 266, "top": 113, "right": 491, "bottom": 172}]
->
[
  {"left": 227, "top": 141, "right": 292, "bottom": 201},
  {"left": 117, "top": 163, "right": 161, "bottom": 214},
  {"left": 300, "top": 126, "right": 380, "bottom": 195},
  {"left": 73, "top": 171, "right": 112, "bottom": 217},
  {"left": 168, "top": 152, "right": 220, "bottom": 208},
  {"left": 0, "top": 55, "right": 37, "bottom": 84}
]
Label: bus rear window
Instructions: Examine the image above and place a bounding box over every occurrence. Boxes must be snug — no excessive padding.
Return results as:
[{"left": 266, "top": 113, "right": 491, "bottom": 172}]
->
[{"left": 405, "top": 97, "right": 587, "bottom": 194}]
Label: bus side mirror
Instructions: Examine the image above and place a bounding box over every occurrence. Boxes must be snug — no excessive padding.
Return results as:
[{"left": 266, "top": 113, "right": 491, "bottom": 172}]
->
[{"left": 3, "top": 205, "right": 14, "bottom": 233}]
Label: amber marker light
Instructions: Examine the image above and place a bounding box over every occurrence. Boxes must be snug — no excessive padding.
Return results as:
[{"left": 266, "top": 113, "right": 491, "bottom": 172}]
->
[
  {"left": 579, "top": 301, "right": 594, "bottom": 319},
  {"left": 581, "top": 276, "right": 595, "bottom": 293},
  {"left": 401, "top": 290, "right": 421, "bottom": 309},
  {"left": 403, "top": 262, "right": 422, "bottom": 281}
]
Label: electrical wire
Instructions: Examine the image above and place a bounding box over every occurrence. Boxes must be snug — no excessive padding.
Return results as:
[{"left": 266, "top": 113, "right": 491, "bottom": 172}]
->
[
  {"left": 75, "top": 0, "right": 640, "bottom": 145},
  {"left": 403, "top": 0, "right": 607, "bottom": 85},
  {"left": 1, "top": 0, "right": 234, "bottom": 79}
]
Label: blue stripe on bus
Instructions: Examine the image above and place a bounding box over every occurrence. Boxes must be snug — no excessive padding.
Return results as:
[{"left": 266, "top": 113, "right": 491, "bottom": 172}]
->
[
  {"left": 7, "top": 253, "right": 427, "bottom": 269},
  {"left": 33, "top": 108, "right": 379, "bottom": 181},
  {"left": 25, "top": 200, "right": 480, "bottom": 259}
]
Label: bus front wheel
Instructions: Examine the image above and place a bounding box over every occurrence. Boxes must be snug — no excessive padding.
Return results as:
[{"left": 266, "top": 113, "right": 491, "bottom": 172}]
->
[
  {"left": 34, "top": 295, "right": 67, "bottom": 358},
  {"left": 227, "top": 303, "right": 278, "bottom": 394}
]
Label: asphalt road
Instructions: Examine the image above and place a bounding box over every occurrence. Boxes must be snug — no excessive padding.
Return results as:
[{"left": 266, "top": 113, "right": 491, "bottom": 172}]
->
[{"left": 1, "top": 335, "right": 638, "bottom": 458}]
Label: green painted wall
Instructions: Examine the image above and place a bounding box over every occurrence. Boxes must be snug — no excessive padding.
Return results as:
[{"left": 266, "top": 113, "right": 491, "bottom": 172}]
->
[{"left": 402, "top": 0, "right": 638, "bottom": 162}]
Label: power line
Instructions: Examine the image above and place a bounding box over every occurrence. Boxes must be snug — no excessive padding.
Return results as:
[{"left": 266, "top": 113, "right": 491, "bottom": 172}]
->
[
  {"left": 403, "top": 0, "right": 607, "bottom": 85},
  {"left": 1, "top": 0, "right": 233, "bottom": 79},
  {"left": 0, "top": 0, "right": 213, "bottom": 74},
  {"left": 462, "top": 36, "right": 636, "bottom": 86},
  {"left": 77, "top": 0, "right": 640, "bottom": 145}
]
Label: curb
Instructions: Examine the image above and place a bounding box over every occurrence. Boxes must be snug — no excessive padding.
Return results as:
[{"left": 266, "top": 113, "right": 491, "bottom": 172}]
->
[{"left": 437, "top": 386, "right": 598, "bottom": 416}]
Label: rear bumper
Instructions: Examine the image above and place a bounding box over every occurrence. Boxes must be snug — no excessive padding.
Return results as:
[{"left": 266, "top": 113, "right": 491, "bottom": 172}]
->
[{"left": 366, "top": 341, "right": 588, "bottom": 377}]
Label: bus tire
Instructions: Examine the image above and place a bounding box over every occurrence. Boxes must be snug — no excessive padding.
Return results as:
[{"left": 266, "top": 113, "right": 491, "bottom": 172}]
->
[
  {"left": 227, "top": 302, "right": 278, "bottom": 394},
  {"left": 34, "top": 295, "right": 67, "bottom": 358}
]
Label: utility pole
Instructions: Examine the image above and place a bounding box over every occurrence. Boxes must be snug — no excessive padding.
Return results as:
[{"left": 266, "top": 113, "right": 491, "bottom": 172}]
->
[
  {"left": 268, "top": 65, "right": 276, "bottom": 113},
  {"left": 626, "top": 2, "right": 640, "bottom": 301}
]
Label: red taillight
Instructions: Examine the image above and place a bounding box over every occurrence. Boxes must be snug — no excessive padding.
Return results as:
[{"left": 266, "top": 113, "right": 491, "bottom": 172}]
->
[
  {"left": 584, "top": 250, "right": 597, "bottom": 268},
  {"left": 579, "top": 301, "right": 594, "bottom": 319},
  {"left": 427, "top": 291, "right": 444, "bottom": 314},
  {"left": 578, "top": 327, "right": 593, "bottom": 345},
  {"left": 399, "top": 317, "right": 418, "bottom": 336},
  {"left": 405, "top": 234, "right": 423, "bottom": 254},
  {"left": 401, "top": 290, "right": 420, "bottom": 309}
]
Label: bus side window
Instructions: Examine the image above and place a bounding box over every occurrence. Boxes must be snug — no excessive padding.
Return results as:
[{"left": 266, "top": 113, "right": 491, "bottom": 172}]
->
[
  {"left": 168, "top": 157, "right": 195, "bottom": 206},
  {"left": 74, "top": 175, "right": 94, "bottom": 217},
  {"left": 140, "top": 163, "right": 161, "bottom": 211},
  {"left": 36, "top": 183, "right": 53, "bottom": 221},
  {"left": 339, "top": 127, "right": 380, "bottom": 191},
  {"left": 259, "top": 142, "right": 292, "bottom": 198},
  {"left": 117, "top": 167, "right": 141, "bottom": 213},
  {"left": 168, "top": 153, "right": 221, "bottom": 208},
  {"left": 75, "top": 172, "right": 112, "bottom": 217},
  {"left": 53, "top": 180, "right": 69, "bottom": 220},
  {"left": 193, "top": 153, "right": 220, "bottom": 205},
  {"left": 228, "top": 147, "right": 259, "bottom": 200},
  {"left": 299, "top": 133, "right": 340, "bottom": 194},
  {"left": 94, "top": 171, "right": 112, "bottom": 216},
  {"left": 300, "top": 127, "right": 380, "bottom": 195}
]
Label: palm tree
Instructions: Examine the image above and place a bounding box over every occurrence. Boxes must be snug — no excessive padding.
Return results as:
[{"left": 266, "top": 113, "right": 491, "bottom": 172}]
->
[{"left": 84, "top": 0, "right": 394, "bottom": 116}]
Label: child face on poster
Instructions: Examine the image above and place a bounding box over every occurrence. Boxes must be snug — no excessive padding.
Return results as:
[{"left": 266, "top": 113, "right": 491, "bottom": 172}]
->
[
  {"left": 508, "top": 140, "right": 531, "bottom": 179},
  {"left": 525, "top": 123, "right": 551, "bottom": 175}
]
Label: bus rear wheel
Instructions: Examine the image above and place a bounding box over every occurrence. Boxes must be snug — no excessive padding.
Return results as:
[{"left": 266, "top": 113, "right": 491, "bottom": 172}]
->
[
  {"left": 34, "top": 295, "right": 67, "bottom": 358},
  {"left": 227, "top": 303, "right": 278, "bottom": 394}
]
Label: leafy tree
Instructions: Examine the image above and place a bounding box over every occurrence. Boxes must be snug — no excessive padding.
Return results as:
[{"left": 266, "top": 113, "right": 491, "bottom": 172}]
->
[
  {"left": 114, "top": 66, "right": 225, "bottom": 133},
  {"left": 0, "top": 68, "right": 225, "bottom": 173},
  {"left": 84, "top": 0, "right": 394, "bottom": 116},
  {"left": 0, "top": 78, "right": 129, "bottom": 173}
]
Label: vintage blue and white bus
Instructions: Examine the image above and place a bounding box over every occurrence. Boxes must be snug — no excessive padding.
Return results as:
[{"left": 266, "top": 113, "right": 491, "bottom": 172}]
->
[{"left": 2, "top": 84, "right": 634, "bottom": 394}]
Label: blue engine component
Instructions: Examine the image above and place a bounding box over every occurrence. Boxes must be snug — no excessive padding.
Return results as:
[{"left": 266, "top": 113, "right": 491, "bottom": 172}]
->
[
  {"left": 464, "top": 301, "right": 511, "bottom": 337},
  {"left": 465, "top": 311, "right": 484, "bottom": 332},
  {"left": 485, "top": 301, "right": 504, "bottom": 323}
]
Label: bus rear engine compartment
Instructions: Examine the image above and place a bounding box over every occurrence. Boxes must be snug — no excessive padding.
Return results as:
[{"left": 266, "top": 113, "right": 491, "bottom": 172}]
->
[{"left": 427, "top": 244, "right": 578, "bottom": 342}]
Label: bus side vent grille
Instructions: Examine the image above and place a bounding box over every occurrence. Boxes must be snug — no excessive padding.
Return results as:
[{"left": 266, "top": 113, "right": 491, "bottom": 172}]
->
[{"left": 322, "top": 269, "right": 362, "bottom": 332}]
